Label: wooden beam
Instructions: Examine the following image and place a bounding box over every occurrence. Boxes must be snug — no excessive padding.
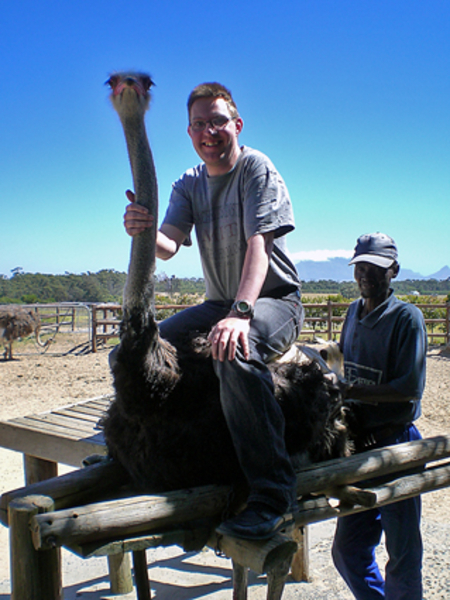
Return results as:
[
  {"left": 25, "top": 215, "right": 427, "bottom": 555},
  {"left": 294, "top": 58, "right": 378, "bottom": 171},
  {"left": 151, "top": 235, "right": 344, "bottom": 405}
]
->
[
  {"left": 7, "top": 435, "right": 448, "bottom": 549},
  {"left": 327, "top": 485, "right": 377, "bottom": 508},
  {"left": 211, "top": 531, "right": 297, "bottom": 575},
  {"left": 30, "top": 461, "right": 450, "bottom": 552},
  {"left": 295, "top": 461, "right": 450, "bottom": 527},
  {"left": 295, "top": 434, "right": 450, "bottom": 496},
  {"left": 1, "top": 459, "right": 129, "bottom": 526},
  {"left": 31, "top": 484, "right": 231, "bottom": 550}
]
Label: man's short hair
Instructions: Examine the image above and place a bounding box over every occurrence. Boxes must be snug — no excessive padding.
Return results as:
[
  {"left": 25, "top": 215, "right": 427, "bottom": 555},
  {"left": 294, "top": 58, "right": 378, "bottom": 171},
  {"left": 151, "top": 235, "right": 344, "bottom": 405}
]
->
[{"left": 187, "top": 83, "right": 239, "bottom": 119}]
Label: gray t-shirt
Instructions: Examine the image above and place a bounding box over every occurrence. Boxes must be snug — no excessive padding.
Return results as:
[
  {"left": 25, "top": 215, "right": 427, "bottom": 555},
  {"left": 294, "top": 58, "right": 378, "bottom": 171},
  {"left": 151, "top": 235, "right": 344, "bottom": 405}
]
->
[{"left": 162, "top": 146, "right": 301, "bottom": 300}]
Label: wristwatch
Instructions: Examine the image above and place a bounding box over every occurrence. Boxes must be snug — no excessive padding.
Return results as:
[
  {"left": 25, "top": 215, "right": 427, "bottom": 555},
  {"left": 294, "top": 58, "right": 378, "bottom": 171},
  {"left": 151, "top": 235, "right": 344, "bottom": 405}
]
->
[{"left": 231, "top": 299, "right": 254, "bottom": 319}]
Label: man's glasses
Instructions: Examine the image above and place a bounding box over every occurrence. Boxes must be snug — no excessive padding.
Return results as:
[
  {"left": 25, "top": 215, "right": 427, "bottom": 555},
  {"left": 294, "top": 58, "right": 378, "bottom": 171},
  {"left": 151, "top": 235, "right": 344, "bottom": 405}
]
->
[{"left": 190, "top": 116, "right": 236, "bottom": 132}]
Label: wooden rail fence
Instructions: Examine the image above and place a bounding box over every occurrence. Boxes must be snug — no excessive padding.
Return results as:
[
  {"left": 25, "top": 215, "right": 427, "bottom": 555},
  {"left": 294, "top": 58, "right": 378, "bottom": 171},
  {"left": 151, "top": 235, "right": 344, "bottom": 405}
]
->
[{"left": 91, "top": 301, "right": 450, "bottom": 352}]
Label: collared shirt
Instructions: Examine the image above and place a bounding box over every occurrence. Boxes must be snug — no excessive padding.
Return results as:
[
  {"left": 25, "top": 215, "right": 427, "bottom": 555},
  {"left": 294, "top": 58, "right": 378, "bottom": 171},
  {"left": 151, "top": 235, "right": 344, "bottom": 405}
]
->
[{"left": 340, "top": 291, "right": 427, "bottom": 430}]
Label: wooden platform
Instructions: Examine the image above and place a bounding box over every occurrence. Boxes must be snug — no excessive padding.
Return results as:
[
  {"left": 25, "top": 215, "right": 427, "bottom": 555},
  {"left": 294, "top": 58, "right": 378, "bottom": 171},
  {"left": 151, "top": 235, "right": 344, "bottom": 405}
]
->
[{"left": 0, "top": 395, "right": 113, "bottom": 480}]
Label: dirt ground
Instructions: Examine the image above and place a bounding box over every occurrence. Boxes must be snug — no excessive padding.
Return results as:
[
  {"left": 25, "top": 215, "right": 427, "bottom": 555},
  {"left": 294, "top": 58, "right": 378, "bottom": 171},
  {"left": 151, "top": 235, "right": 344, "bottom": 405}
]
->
[{"left": 0, "top": 337, "right": 449, "bottom": 599}]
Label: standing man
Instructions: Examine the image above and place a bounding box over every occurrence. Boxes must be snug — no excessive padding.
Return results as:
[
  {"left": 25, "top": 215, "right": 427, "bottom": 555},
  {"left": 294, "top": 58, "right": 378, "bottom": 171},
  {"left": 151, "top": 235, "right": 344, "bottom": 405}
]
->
[
  {"left": 332, "top": 232, "right": 427, "bottom": 599},
  {"left": 124, "top": 82, "right": 303, "bottom": 540}
]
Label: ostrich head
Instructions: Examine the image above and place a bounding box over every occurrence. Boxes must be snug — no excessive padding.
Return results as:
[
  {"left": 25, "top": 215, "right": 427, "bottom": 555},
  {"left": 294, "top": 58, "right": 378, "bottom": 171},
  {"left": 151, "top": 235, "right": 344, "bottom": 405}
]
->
[{"left": 106, "top": 73, "right": 154, "bottom": 122}]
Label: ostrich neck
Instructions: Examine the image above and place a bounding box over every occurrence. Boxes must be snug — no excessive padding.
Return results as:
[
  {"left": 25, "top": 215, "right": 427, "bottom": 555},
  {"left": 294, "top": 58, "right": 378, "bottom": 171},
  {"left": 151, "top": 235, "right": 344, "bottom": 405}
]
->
[{"left": 122, "top": 114, "right": 158, "bottom": 313}]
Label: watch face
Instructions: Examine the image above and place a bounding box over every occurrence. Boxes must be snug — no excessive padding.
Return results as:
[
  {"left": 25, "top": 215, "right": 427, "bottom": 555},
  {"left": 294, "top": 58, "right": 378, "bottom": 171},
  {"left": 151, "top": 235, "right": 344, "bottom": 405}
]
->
[
  {"left": 236, "top": 300, "right": 251, "bottom": 313},
  {"left": 233, "top": 300, "right": 253, "bottom": 318}
]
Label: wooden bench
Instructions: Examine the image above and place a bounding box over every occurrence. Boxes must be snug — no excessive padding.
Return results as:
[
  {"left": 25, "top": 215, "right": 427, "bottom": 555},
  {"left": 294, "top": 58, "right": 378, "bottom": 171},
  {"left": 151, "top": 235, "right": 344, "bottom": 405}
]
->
[
  {"left": 0, "top": 396, "right": 303, "bottom": 599},
  {"left": 2, "top": 399, "right": 450, "bottom": 600},
  {"left": 0, "top": 395, "right": 112, "bottom": 485},
  {"left": 0, "top": 395, "right": 142, "bottom": 597},
  {"left": 3, "top": 434, "right": 450, "bottom": 599}
]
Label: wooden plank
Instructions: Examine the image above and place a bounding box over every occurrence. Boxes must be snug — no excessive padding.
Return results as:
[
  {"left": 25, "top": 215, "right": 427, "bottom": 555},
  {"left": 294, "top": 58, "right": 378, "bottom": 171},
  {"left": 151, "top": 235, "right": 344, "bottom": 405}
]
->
[
  {"left": 51, "top": 408, "right": 104, "bottom": 424},
  {"left": 0, "top": 421, "right": 106, "bottom": 466},
  {"left": 3, "top": 395, "right": 111, "bottom": 427},
  {"left": 9, "top": 416, "right": 99, "bottom": 440},
  {"left": 58, "top": 401, "right": 111, "bottom": 414},
  {"left": 0, "top": 395, "right": 111, "bottom": 469},
  {"left": 56, "top": 400, "right": 108, "bottom": 411},
  {"left": 27, "top": 414, "right": 103, "bottom": 436},
  {"left": 86, "top": 397, "right": 114, "bottom": 409},
  {"left": 39, "top": 405, "right": 104, "bottom": 421}
]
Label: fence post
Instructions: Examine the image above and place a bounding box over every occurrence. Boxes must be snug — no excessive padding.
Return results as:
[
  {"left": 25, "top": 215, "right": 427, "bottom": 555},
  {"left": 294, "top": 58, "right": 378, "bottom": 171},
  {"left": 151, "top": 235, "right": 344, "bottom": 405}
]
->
[
  {"left": 447, "top": 303, "right": 450, "bottom": 346},
  {"left": 103, "top": 307, "right": 108, "bottom": 336},
  {"left": 327, "top": 301, "right": 333, "bottom": 341},
  {"left": 91, "top": 305, "right": 98, "bottom": 353}
]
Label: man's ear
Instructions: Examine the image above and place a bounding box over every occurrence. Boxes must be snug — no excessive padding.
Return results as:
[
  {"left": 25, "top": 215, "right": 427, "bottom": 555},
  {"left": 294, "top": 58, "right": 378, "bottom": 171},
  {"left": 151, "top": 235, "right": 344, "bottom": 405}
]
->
[{"left": 391, "top": 262, "right": 400, "bottom": 279}]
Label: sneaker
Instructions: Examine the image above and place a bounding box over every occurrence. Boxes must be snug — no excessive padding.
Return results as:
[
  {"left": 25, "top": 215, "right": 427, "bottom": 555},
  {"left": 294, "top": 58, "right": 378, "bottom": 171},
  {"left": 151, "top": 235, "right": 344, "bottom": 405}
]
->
[{"left": 216, "top": 503, "right": 295, "bottom": 540}]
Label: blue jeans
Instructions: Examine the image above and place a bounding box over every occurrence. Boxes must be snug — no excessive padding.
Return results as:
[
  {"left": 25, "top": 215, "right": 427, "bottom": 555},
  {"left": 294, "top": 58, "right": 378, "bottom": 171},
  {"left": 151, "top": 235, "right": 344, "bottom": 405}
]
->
[
  {"left": 159, "top": 291, "right": 304, "bottom": 514},
  {"left": 332, "top": 423, "right": 423, "bottom": 600}
]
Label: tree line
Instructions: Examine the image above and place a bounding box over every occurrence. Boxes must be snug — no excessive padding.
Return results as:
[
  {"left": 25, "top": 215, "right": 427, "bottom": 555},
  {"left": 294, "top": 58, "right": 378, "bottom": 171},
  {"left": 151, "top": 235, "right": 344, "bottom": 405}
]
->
[
  {"left": 0, "top": 270, "right": 205, "bottom": 304},
  {"left": 1, "top": 270, "right": 449, "bottom": 305}
]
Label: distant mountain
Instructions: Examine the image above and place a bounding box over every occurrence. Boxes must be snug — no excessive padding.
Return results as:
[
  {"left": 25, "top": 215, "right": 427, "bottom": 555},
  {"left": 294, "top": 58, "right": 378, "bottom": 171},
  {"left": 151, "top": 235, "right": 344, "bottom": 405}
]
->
[
  {"left": 397, "top": 268, "right": 425, "bottom": 281},
  {"left": 428, "top": 266, "right": 450, "bottom": 280},
  {"left": 295, "top": 258, "right": 449, "bottom": 282}
]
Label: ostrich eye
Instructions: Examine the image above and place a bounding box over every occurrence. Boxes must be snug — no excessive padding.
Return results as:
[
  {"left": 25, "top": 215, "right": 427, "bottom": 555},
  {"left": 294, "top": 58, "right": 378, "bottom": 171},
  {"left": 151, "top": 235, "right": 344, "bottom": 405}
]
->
[
  {"left": 106, "top": 75, "right": 118, "bottom": 88},
  {"left": 142, "top": 75, "right": 154, "bottom": 91}
]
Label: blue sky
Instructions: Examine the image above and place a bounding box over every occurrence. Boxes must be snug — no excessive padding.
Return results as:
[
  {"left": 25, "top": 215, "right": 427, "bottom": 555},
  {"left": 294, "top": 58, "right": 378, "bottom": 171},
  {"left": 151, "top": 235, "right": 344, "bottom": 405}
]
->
[{"left": 1, "top": 0, "right": 448, "bottom": 280}]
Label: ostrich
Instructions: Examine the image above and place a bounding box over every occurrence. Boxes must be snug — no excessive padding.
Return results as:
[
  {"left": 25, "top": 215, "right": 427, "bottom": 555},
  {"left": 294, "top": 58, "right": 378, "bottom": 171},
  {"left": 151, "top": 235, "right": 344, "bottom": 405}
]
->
[
  {"left": 102, "top": 72, "right": 349, "bottom": 495},
  {"left": 0, "top": 306, "right": 42, "bottom": 360}
]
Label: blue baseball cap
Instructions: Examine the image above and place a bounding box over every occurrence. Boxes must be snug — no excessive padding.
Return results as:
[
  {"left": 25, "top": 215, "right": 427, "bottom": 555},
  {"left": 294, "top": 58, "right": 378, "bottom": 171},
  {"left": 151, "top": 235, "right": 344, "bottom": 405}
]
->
[{"left": 349, "top": 233, "right": 398, "bottom": 268}]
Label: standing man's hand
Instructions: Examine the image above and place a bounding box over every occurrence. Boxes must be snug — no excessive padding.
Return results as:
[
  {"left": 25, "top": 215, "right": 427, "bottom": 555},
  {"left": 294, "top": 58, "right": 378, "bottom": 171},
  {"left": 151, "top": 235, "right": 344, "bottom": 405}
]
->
[{"left": 208, "top": 317, "right": 251, "bottom": 362}]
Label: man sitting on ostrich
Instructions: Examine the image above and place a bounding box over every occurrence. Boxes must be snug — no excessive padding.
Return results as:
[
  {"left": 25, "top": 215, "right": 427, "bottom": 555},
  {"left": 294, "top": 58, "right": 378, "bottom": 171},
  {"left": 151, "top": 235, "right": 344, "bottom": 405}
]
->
[{"left": 121, "top": 82, "right": 303, "bottom": 540}]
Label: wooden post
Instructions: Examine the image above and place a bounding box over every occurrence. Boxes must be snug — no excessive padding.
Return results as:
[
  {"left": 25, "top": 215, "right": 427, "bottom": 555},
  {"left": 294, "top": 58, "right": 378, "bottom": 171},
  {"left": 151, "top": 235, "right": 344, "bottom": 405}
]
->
[
  {"left": 24, "top": 456, "right": 57, "bottom": 487},
  {"left": 267, "top": 556, "right": 293, "bottom": 600},
  {"left": 446, "top": 302, "right": 450, "bottom": 346},
  {"left": 108, "top": 551, "right": 133, "bottom": 595},
  {"left": 290, "top": 526, "right": 309, "bottom": 582},
  {"left": 9, "top": 495, "right": 61, "bottom": 600},
  {"left": 327, "top": 301, "right": 333, "bottom": 340},
  {"left": 132, "top": 549, "right": 152, "bottom": 600},
  {"left": 91, "top": 305, "right": 98, "bottom": 352},
  {"left": 232, "top": 560, "right": 248, "bottom": 600}
]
